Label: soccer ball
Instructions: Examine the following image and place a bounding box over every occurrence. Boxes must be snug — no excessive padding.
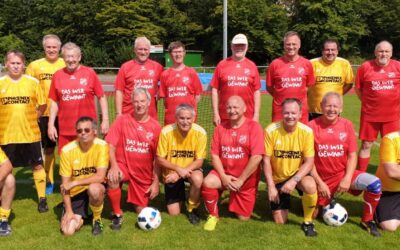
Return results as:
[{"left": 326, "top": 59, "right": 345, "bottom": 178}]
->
[
  {"left": 137, "top": 207, "right": 162, "bottom": 231},
  {"left": 322, "top": 201, "right": 348, "bottom": 226}
]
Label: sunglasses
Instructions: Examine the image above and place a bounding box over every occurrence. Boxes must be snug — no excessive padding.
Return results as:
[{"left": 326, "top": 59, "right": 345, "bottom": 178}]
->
[{"left": 76, "top": 128, "right": 91, "bottom": 134}]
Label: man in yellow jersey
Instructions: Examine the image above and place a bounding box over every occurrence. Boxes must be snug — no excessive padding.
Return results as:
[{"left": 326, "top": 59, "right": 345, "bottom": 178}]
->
[
  {"left": 157, "top": 103, "right": 207, "bottom": 224},
  {"left": 0, "top": 149, "right": 15, "bottom": 236},
  {"left": 308, "top": 39, "right": 354, "bottom": 121},
  {"left": 26, "top": 34, "right": 65, "bottom": 194},
  {"left": 59, "top": 116, "right": 109, "bottom": 236},
  {"left": 0, "top": 50, "right": 48, "bottom": 213},
  {"left": 375, "top": 131, "right": 400, "bottom": 232},
  {"left": 263, "top": 98, "right": 318, "bottom": 237}
]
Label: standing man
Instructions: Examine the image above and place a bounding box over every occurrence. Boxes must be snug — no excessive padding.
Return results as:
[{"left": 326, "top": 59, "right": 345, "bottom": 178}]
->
[
  {"left": 159, "top": 41, "right": 203, "bottom": 125},
  {"left": 157, "top": 103, "right": 207, "bottom": 224},
  {"left": 26, "top": 34, "right": 65, "bottom": 194},
  {"left": 355, "top": 41, "right": 400, "bottom": 172},
  {"left": 48, "top": 42, "right": 109, "bottom": 152},
  {"left": 106, "top": 88, "right": 161, "bottom": 230},
  {"left": 375, "top": 130, "right": 400, "bottom": 232},
  {"left": 115, "top": 36, "right": 163, "bottom": 119},
  {"left": 0, "top": 150, "right": 15, "bottom": 236},
  {"left": 309, "top": 92, "right": 382, "bottom": 237},
  {"left": 0, "top": 50, "right": 48, "bottom": 213},
  {"left": 202, "top": 96, "right": 264, "bottom": 231},
  {"left": 59, "top": 117, "right": 109, "bottom": 236},
  {"left": 211, "top": 33, "right": 261, "bottom": 126},
  {"left": 308, "top": 39, "right": 353, "bottom": 120},
  {"left": 263, "top": 98, "right": 318, "bottom": 237},
  {"left": 267, "top": 31, "right": 315, "bottom": 123}
]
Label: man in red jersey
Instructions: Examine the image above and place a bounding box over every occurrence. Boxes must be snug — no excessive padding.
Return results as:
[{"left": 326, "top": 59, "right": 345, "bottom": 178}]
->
[
  {"left": 48, "top": 42, "right": 109, "bottom": 152},
  {"left": 211, "top": 34, "right": 261, "bottom": 126},
  {"left": 202, "top": 96, "right": 264, "bottom": 231},
  {"left": 267, "top": 31, "right": 315, "bottom": 123},
  {"left": 106, "top": 88, "right": 161, "bottom": 230},
  {"left": 115, "top": 36, "right": 163, "bottom": 119},
  {"left": 159, "top": 41, "right": 203, "bottom": 125},
  {"left": 309, "top": 92, "right": 382, "bottom": 237},
  {"left": 355, "top": 40, "right": 400, "bottom": 172}
]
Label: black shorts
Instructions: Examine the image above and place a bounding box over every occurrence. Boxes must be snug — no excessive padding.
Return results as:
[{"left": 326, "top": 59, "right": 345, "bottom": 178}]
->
[
  {"left": 165, "top": 179, "right": 186, "bottom": 205},
  {"left": 38, "top": 116, "right": 58, "bottom": 149},
  {"left": 269, "top": 178, "right": 302, "bottom": 211},
  {"left": 375, "top": 191, "right": 400, "bottom": 223},
  {"left": 1, "top": 142, "right": 43, "bottom": 167},
  {"left": 62, "top": 191, "right": 90, "bottom": 219}
]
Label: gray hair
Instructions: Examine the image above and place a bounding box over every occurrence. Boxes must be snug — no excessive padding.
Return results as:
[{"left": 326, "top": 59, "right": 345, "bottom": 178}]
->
[
  {"left": 282, "top": 98, "right": 302, "bottom": 110},
  {"left": 375, "top": 40, "right": 393, "bottom": 52},
  {"left": 321, "top": 92, "right": 343, "bottom": 106},
  {"left": 134, "top": 36, "right": 151, "bottom": 49},
  {"left": 61, "top": 42, "right": 81, "bottom": 56},
  {"left": 175, "top": 103, "right": 195, "bottom": 117},
  {"left": 131, "top": 87, "right": 151, "bottom": 104},
  {"left": 42, "top": 34, "right": 61, "bottom": 48},
  {"left": 283, "top": 31, "right": 300, "bottom": 43}
]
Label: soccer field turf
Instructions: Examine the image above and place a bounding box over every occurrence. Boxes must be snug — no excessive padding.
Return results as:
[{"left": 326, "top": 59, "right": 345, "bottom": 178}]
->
[{"left": 4, "top": 94, "right": 399, "bottom": 249}]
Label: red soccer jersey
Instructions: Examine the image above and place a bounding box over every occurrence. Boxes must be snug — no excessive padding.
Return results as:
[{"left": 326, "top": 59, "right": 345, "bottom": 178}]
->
[
  {"left": 211, "top": 118, "right": 264, "bottom": 187},
  {"left": 49, "top": 66, "right": 104, "bottom": 136},
  {"left": 266, "top": 56, "right": 315, "bottom": 123},
  {"left": 308, "top": 117, "right": 357, "bottom": 179},
  {"left": 106, "top": 114, "right": 161, "bottom": 186},
  {"left": 159, "top": 66, "right": 203, "bottom": 125},
  {"left": 355, "top": 59, "right": 400, "bottom": 122},
  {"left": 115, "top": 59, "right": 163, "bottom": 119},
  {"left": 210, "top": 57, "right": 261, "bottom": 121}
]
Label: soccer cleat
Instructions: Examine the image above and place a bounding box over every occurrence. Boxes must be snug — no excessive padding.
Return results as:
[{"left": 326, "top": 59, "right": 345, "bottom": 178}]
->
[
  {"left": 203, "top": 215, "right": 218, "bottom": 231},
  {"left": 92, "top": 220, "right": 104, "bottom": 236},
  {"left": 38, "top": 197, "right": 49, "bottom": 213},
  {"left": 360, "top": 220, "right": 381, "bottom": 237},
  {"left": 301, "top": 222, "right": 318, "bottom": 237},
  {"left": 45, "top": 182, "right": 54, "bottom": 195},
  {"left": 0, "top": 219, "right": 11, "bottom": 237},
  {"left": 187, "top": 209, "right": 200, "bottom": 225},
  {"left": 110, "top": 214, "right": 123, "bottom": 230}
]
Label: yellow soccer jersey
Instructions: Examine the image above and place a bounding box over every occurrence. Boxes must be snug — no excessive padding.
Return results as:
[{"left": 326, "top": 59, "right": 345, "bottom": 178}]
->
[
  {"left": 0, "top": 75, "right": 46, "bottom": 144},
  {"left": 376, "top": 132, "right": 400, "bottom": 192},
  {"left": 59, "top": 138, "right": 109, "bottom": 197},
  {"left": 26, "top": 58, "right": 65, "bottom": 116},
  {"left": 0, "top": 148, "right": 8, "bottom": 164},
  {"left": 157, "top": 123, "right": 207, "bottom": 178},
  {"left": 264, "top": 121, "right": 314, "bottom": 183},
  {"left": 308, "top": 57, "right": 353, "bottom": 113}
]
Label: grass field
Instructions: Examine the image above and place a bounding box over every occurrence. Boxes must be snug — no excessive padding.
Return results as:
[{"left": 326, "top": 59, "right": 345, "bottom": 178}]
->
[{"left": 3, "top": 94, "right": 399, "bottom": 250}]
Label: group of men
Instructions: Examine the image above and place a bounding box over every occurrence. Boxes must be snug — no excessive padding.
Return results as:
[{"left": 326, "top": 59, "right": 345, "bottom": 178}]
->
[{"left": 0, "top": 30, "right": 399, "bottom": 239}]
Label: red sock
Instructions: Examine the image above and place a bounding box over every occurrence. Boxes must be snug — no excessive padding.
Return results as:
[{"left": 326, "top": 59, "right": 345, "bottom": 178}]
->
[
  {"left": 362, "top": 191, "right": 381, "bottom": 222},
  {"left": 107, "top": 188, "right": 123, "bottom": 216},
  {"left": 358, "top": 156, "right": 370, "bottom": 172},
  {"left": 201, "top": 186, "right": 220, "bottom": 217}
]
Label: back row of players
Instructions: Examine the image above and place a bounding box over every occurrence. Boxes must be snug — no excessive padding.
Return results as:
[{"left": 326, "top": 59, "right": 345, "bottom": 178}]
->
[{"left": 0, "top": 31, "right": 399, "bottom": 237}]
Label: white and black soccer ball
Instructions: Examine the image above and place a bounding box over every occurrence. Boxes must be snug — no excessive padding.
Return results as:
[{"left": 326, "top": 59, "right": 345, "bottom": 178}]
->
[
  {"left": 322, "top": 202, "right": 348, "bottom": 227},
  {"left": 137, "top": 207, "right": 162, "bottom": 231}
]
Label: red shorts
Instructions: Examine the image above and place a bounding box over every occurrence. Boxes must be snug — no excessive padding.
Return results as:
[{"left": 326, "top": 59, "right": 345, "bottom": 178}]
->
[
  {"left": 317, "top": 170, "right": 363, "bottom": 206},
  {"left": 58, "top": 135, "right": 76, "bottom": 153},
  {"left": 359, "top": 117, "right": 400, "bottom": 141},
  {"left": 209, "top": 170, "right": 259, "bottom": 217}
]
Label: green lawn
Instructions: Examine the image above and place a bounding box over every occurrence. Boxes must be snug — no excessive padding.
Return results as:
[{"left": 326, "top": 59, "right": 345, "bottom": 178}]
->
[{"left": 4, "top": 94, "right": 398, "bottom": 250}]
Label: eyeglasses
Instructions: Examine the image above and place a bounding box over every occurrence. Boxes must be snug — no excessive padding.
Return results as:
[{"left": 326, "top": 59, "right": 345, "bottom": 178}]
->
[{"left": 76, "top": 128, "right": 91, "bottom": 134}]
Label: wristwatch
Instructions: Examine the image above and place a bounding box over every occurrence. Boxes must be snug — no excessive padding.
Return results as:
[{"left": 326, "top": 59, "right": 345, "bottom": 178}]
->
[{"left": 293, "top": 175, "right": 301, "bottom": 183}]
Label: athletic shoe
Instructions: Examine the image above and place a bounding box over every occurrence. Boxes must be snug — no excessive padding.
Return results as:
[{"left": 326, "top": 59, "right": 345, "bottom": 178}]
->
[
  {"left": 0, "top": 219, "right": 11, "bottom": 237},
  {"left": 203, "top": 215, "right": 218, "bottom": 231},
  {"left": 187, "top": 209, "right": 200, "bottom": 225},
  {"left": 301, "top": 222, "right": 317, "bottom": 237},
  {"left": 92, "top": 220, "right": 104, "bottom": 236},
  {"left": 110, "top": 214, "right": 123, "bottom": 230},
  {"left": 360, "top": 220, "right": 381, "bottom": 237},
  {"left": 45, "top": 182, "right": 54, "bottom": 195},
  {"left": 38, "top": 197, "right": 49, "bottom": 213}
]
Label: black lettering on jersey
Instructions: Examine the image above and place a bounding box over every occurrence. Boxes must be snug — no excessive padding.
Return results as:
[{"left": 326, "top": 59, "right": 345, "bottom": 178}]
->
[
  {"left": 0, "top": 96, "right": 30, "bottom": 105},
  {"left": 171, "top": 150, "right": 195, "bottom": 158},
  {"left": 274, "top": 150, "right": 302, "bottom": 159},
  {"left": 72, "top": 166, "right": 97, "bottom": 177},
  {"left": 316, "top": 76, "right": 342, "bottom": 83},
  {"left": 39, "top": 73, "right": 53, "bottom": 81}
]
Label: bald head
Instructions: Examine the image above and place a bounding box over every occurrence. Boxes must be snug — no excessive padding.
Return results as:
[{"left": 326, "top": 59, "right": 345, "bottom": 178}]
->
[{"left": 226, "top": 96, "right": 246, "bottom": 122}]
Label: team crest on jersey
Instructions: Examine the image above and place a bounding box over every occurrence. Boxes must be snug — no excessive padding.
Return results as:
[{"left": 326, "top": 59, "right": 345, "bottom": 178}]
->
[
  {"left": 298, "top": 67, "right": 305, "bottom": 75},
  {"left": 231, "top": 131, "right": 237, "bottom": 137},
  {"left": 388, "top": 72, "right": 396, "bottom": 78},
  {"left": 339, "top": 132, "right": 347, "bottom": 142},
  {"left": 244, "top": 68, "right": 250, "bottom": 75},
  {"left": 79, "top": 78, "right": 88, "bottom": 86},
  {"left": 239, "top": 135, "right": 247, "bottom": 144},
  {"left": 182, "top": 76, "right": 189, "bottom": 84},
  {"left": 149, "top": 69, "right": 155, "bottom": 76},
  {"left": 146, "top": 132, "right": 154, "bottom": 141},
  {"left": 327, "top": 128, "right": 334, "bottom": 134}
]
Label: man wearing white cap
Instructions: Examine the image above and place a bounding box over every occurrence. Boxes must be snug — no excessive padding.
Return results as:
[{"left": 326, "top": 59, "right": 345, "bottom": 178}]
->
[{"left": 211, "top": 33, "right": 261, "bottom": 126}]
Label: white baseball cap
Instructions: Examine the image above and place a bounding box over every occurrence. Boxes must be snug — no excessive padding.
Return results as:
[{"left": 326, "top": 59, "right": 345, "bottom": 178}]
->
[{"left": 232, "top": 34, "right": 248, "bottom": 45}]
